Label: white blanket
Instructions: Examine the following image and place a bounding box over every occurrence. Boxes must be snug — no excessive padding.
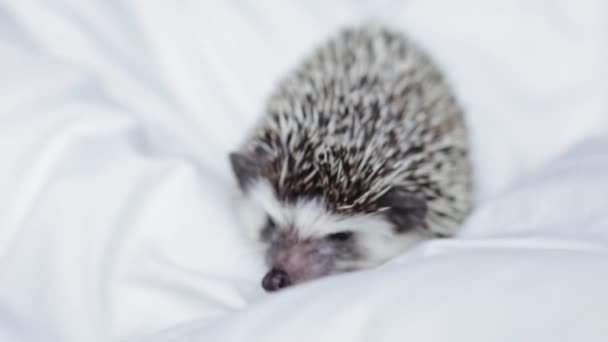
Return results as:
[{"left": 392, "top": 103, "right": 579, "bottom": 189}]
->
[{"left": 0, "top": 1, "right": 607, "bottom": 341}]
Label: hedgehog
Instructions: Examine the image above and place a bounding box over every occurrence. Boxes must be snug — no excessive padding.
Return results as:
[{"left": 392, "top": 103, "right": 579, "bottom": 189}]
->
[{"left": 229, "top": 25, "right": 473, "bottom": 292}]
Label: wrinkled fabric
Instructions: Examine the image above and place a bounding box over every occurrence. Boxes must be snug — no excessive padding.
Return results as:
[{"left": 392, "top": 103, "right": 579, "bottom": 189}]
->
[{"left": 0, "top": 1, "right": 607, "bottom": 341}]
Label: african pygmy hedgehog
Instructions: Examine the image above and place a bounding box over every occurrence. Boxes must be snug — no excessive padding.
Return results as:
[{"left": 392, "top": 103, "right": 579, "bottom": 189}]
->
[{"left": 230, "top": 25, "right": 473, "bottom": 292}]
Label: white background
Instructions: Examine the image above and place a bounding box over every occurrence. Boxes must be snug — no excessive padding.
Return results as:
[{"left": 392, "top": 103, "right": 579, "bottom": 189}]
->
[{"left": 0, "top": 1, "right": 607, "bottom": 341}]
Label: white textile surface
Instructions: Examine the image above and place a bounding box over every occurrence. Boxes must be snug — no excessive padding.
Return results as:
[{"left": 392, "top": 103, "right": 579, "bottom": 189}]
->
[{"left": 0, "top": 1, "right": 607, "bottom": 341}]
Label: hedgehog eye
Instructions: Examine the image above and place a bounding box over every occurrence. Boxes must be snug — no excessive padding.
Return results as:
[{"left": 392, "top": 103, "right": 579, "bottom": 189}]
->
[
  {"left": 327, "top": 231, "right": 353, "bottom": 242},
  {"left": 266, "top": 216, "right": 276, "bottom": 228},
  {"left": 260, "top": 216, "right": 277, "bottom": 241}
]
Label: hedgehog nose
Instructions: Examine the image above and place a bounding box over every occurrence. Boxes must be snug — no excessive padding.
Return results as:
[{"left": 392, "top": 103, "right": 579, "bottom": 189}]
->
[{"left": 262, "top": 268, "right": 291, "bottom": 292}]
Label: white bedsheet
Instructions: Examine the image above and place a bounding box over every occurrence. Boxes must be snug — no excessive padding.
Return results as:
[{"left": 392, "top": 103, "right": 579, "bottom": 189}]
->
[{"left": 0, "top": 1, "right": 607, "bottom": 341}]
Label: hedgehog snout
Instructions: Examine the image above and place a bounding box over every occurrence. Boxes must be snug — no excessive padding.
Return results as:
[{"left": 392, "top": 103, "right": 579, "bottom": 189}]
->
[
  {"left": 263, "top": 237, "right": 336, "bottom": 291},
  {"left": 262, "top": 268, "right": 291, "bottom": 291}
]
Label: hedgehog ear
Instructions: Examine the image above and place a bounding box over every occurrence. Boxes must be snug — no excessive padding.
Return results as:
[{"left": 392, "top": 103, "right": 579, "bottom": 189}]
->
[
  {"left": 229, "top": 151, "right": 266, "bottom": 191},
  {"left": 377, "top": 187, "right": 427, "bottom": 233}
]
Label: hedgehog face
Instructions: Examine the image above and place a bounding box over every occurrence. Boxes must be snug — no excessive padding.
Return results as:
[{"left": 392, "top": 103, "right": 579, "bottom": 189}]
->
[
  {"left": 260, "top": 220, "right": 359, "bottom": 291},
  {"left": 230, "top": 153, "right": 431, "bottom": 292}
]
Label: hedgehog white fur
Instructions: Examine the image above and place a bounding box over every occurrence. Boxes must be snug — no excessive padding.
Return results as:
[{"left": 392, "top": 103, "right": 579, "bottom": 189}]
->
[{"left": 230, "top": 25, "right": 473, "bottom": 292}]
